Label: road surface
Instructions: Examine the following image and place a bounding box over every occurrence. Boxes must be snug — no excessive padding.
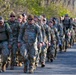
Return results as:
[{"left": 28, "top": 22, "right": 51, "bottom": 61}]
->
[{"left": 0, "top": 43, "right": 76, "bottom": 75}]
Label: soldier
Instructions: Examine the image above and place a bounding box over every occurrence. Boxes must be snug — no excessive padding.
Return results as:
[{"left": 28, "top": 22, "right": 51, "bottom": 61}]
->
[
  {"left": 34, "top": 16, "right": 40, "bottom": 68},
  {"left": 62, "top": 14, "right": 72, "bottom": 50},
  {"left": 17, "top": 15, "right": 23, "bottom": 25},
  {"left": 7, "top": 12, "right": 20, "bottom": 69},
  {"left": 62, "top": 14, "right": 72, "bottom": 32},
  {"left": 22, "top": 13, "right": 27, "bottom": 24},
  {"left": 18, "top": 15, "right": 42, "bottom": 73},
  {"left": 39, "top": 16, "right": 51, "bottom": 67},
  {"left": 17, "top": 15, "right": 24, "bottom": 67},
  {"left": 0, "top": 16, "right": 12, "bottom": 72},
  {"left": 47, "top": 20, "right": 56, "bottom": 62},
  {"left": 58, "top": 17, "right": 64, "bottom": 52},
  {"left": 52, "top": 18, "right": 60, "bottom": 57}
]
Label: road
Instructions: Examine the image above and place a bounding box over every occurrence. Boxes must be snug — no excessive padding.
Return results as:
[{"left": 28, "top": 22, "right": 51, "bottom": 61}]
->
[{"left": 0, "top": 43, "right": 76, "bottom": 75}]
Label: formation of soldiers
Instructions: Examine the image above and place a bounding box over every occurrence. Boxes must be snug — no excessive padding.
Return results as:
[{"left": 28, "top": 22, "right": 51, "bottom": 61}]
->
[{"left": 0, "top": 12, "right": 76, "bottom": 73}]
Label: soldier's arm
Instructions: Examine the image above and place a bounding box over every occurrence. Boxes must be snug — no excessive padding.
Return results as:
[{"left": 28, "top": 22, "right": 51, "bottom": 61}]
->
[
  {"left": 36, "top": 26, "right": 43, "bottom": 43},
  {"left": 69, "top": 19, "right": 73, "bottom": 30},
  {"left": 59, "top": 24, "right": 63, "bottom": 37},
  {"left": 54, "top": 27, "right": 60, "bottom": 43},
  {"left": 18, "top": 24, "right": 25, "bottom": 43},
  {"left": 5, "top": 24, "right": 13, "bottom": 45},
  {"left": 17, "top": 22, "right": 21, "bottom": 34},
  {"left": 46, "top": 25, "right": 51, "bottom": 43}
]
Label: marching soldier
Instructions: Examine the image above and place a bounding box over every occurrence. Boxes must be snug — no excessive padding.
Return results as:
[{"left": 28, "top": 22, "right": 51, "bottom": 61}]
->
[
  {"left": 0, "top": 16, "right": 12, "bottom": 72},
  {"left": 38, "top": 15, "right": 51, "bottom": 67},
  {"left": 7, "top": 12, "right": 20, "bottom": 69},
  {"left": 18, "top": 15, "right": 42, "bottom": 73},
  {"left": 48, "top": 20, "right": 57, "bottom": 62}
]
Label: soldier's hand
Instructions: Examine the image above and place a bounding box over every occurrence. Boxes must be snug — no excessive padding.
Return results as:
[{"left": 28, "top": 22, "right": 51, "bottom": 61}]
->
[
  {"left": 39, "top": 43, "right": 43, "bottom": 47},
  {"left": 42, "top": 42, "right": 45, "bottom": 46},
  {"left": 9, "top": 45, "right": 12, "bottom": 49},
  {"left": 48, "top": 42, "right": 51, "bottom": 46},
  {"left": 18, "top": 43, "right": 21, "bottom": 47}
]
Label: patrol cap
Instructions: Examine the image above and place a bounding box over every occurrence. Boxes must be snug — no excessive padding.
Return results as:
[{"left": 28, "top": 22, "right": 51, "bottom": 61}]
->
[
  {"left": 0, "top": 16, "right": 4, "bottom": 22},
  {"left": 38, "top": 15, "right": 43, "bottom": 20},
  {"left": 65, "top": 14, "right": 69, "bottom": 17},
  {"left": 10, "top": 12, "right": 16, "bottom": 17},
  {"left": 27, "top": 14, "right": 34, "bottom": 20}
]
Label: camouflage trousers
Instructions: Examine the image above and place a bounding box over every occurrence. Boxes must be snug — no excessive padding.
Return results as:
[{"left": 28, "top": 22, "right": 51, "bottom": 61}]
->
[
  {"left": 10, "top": 40, "right": 18, "bottom": 67},
  {"left": 39, "top": 44, "right": 47, "bottom": 64},
  {"left": 0, "top": 41, "right": 9, "bottom": 70},
  {"left": 47, "top": 44, "right": 56, "bottom": 60},
  {"left": 20, "top": 43, "right": 37, "bottom": 70}
]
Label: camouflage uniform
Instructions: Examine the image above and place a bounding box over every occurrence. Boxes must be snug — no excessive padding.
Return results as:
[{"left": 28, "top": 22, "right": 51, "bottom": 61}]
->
[
  {"left": 7, "top": 20, "right": 20, "bottom": 69},
  {"left": 57, "top": 23, "right": 64, "bottom": 52},
  {"left": 16, "top": 15, "right": 24, "bottom": 67},
  {"left": 34, "top": 22, "right": 41, "bottom": 68},
  {"left": 18, "top": 22, "right": 42, "bottom": 73},
  {"left": 0, "top": 22, "right": 12, "bottom": 72},
  {"left": 53, "top": 23, "right": 59, "bottom": 57},
  {"left": 47, "top": 26, "right": 56, "bottom": 62},
  {"left": 39, "top": 23, "right": 51, "bottom": 67},
  {"left": 62, "top": 17, "right": 72, "bottom": 49}
]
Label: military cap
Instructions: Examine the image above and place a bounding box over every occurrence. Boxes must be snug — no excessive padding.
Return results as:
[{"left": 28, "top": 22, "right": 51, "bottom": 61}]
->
[
  {"left": 38, "top": 15, "right": 43, "bottom": 20},
  {"left": 10, "top": 12, "right": 16, "bottom": 17},
  {"left": 27, "top": 14, "right": 34, "bottom": 20},
  {"left": 65, "top": 14, "right": 69, "bottom": 17}
]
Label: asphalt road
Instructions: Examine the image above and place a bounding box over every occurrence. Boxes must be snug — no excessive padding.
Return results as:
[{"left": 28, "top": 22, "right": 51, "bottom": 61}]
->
[{"left": 0, "top": 43, "right": 76, "bottom": 75}]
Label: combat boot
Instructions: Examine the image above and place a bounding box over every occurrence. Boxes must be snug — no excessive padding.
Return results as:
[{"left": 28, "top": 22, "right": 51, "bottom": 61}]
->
[
  {"left": 35, "top": 63, "right": 38, "bottom": 68},
  {"left": 0, "top": 63, "right": 2, "bottom": 72},
  {"left": 2, "top": 63, "right": 6, "bottom": 72},
  {"left": 24, "top": 59, "right": 28, "bottom": 73},
  {"left": 29, "top": 68, "right": 34, "bottom": 73},
  {"left": 41, "top": 62, "right": 45, "bottom": 67},
  {"left": 29, "top": 63, "right": 35, "bottom": 73},
  {"left": 0, "top": 55, "right": 2, "bottom": 72},
  {"left": 33, "top": 63, "right": 37, "bottom": 71},
  {"left": 24, "top": 66, "right": 27, "bottom": 73},
  {"left": 10, "top": 62, "right": 14, "bottom": 70},
  {"left": 68, "top": 44, "right": 71, "bottom": 48},
  {"left": 18, "top": 62, "right": 23, "bottom": 67},
  {"left": 59, "top": 45, "right": 62, "bottom": 52}
]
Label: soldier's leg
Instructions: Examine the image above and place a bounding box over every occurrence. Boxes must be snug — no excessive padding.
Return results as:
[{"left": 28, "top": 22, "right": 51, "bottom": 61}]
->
[
  {"left": 35, "top": 50, "right": 39, "bottom": 69},
  {"left": 29, "top": 45, "right": 37, "bottom": 73},
  {"left": 2, "top": 42, "right": 10, "bottom": 72},
  {"left": 20, "top": 44, "right": 28, "bottom": 73},
  {"left": 35, "top": 46, "right": 41, "bottom": 68},
  {"left": 17, "top": 49, "right": 23, "bottom": 67},
  {"left": 59, "top": 38, "right": 63, "bottom": 52},
  {"left": 54, "top": 42, "right": 58, "bottom": 58},
  {"left": 50, "top": 44, "right": 56, "bottom": 62},
  {"left": 10, "top": 42, "right": 18, "bottom": 69},
  {"left": 40, "top": 46, "right": 47, "bottom": 67},
  {"left": 0, "top": 44, "right": 2, "bottom": 72},
  {"left": 0, "top": 53, "right": 2, "bottom": 72},
  {"left": 47, "top": 46, "right": 50, "bottom": 61}
]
